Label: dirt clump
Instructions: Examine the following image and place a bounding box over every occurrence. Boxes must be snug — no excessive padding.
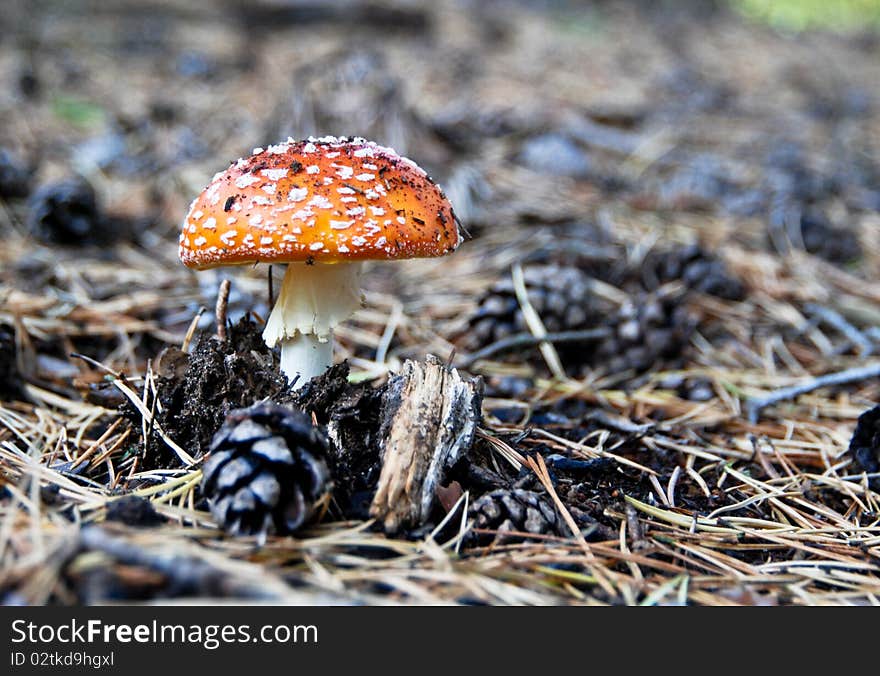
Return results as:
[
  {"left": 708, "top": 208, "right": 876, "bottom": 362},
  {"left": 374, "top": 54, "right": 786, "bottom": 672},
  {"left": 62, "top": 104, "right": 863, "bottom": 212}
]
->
[{"left": 121, "top": 316, "right": 287, "bottom": 470}]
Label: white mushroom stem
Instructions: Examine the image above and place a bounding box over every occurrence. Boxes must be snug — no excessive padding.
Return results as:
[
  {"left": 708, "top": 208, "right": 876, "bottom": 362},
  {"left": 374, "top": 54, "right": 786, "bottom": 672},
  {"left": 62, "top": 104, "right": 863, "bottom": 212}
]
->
[
  {"left": 262, "top": 261, "right": 363, "bottom": 388},
  {"left": 277, "top": 333, "right": 334, "bottom": 389}
]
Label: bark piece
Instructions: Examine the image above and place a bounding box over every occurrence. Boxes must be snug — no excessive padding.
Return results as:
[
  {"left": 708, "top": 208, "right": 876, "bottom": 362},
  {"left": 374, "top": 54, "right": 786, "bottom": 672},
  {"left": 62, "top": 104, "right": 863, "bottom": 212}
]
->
[{"left": 370, "top": 355, "right": 483, "bottom": 533}]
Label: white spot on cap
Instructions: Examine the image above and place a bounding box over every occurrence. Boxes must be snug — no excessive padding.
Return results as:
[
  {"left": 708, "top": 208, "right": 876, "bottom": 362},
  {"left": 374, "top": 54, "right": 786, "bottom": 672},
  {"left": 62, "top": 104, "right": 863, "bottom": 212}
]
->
[
  {"left": 303, "top": 142, "right": 317, "bottom": 153},
  {"left": 351, "top": 236, "right": 367, "bottom": 247},
  {"left": 260, "top": 236, "right": 274, "bottom": 246},
  {"left": 354, "top": 147, "right": 374, "bottom": 158},
  {"left": 253, "top": 147, "right": 264, "bottom": 154},
  {"left": 369, "top": 206, "right": 385, "bottom": 216},
  {"left": 396, "top": 216, "right": 406, "bottom": 225},
  {"left": 355, "top": 173, "right": 375, "bottom": 181},
  {"left": 194, "top": 236, "right": 207, "bottom": 247},
  {"left": 323, "top": 177, "right": 334, "bottom": 185},
  {"left": 192, "top": 210, "right": 204, "bottom": 220},
  {"left": 235, "top": 174, "right": 261, "bottom": 189},
  {"left": 282, "top": 234, "right": 297, "bottom": 242},
  {"left": 261, "top": 184, "right": 277, "bottom": 195},
  {"left": 308, "top": 195, "right": 332, "bottom": 210},
  {"left": 252, "top": 196, "right": 272, "bottom": 206},
  {"left": 206, "top": 183, "right": 221, "bottom": 204},
  {"left": 338, "top": 244, "right": 350, "bottom": 253},
  {"left": 203, "top": 217, "right": 217, "bottom": 230},
  {"left": 334, "top": 165, "right": 354, "bottom": 180},
  {"left": 261, "top": 168, "right": 289, "bottom": 181},
  {"left": 331, "top": 220, "right": 354, "bottom": 230},
  {"left": 220, "top": 230, "right": 237, "bottom": 245},
  {"left": 309, "top": 242, "right": 324, "bottom": 251},
  {"left": 249, "top": 214, "right": 263, "bottom": 226},
  {"left": 267, "top": 143, "right": 290, "bottom": 154},
  {"left": 325, "top": 152, "right": 340, "bottom": 159},
  {"left": 227, "top": 216, "right": 238, "bottom": 224},
  {"left": 306, "top": 165, "right": 320, "bottom": 174},
  {"left": 290, "top": 207, "right": 313, "bottom": 222},
  {"left": 288, "top": 187, "right": 308, "bottom": 202},
  {"left": 312, "top": 135, "right": 344, "bottom": 145},
  {"left": 337, "top": 186, "right": 356, "bottom": 195},
  {"left": 346, "top": 206, "right": 365, "bottom": 217}
]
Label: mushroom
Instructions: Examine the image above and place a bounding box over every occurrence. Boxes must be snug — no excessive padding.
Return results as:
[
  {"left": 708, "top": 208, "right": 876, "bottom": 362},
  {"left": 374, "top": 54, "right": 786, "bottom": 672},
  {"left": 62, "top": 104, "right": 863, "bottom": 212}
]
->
[{"left": 179, "top": 136, "right": 461, "bottom": 387}]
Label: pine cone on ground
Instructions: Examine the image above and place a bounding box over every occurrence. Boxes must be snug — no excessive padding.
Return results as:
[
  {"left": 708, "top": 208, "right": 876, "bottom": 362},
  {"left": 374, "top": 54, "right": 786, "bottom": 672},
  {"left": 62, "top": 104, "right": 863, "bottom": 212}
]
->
[
  {"left": 0, "top": 325, "right": 23, "bottom": 401},
  {"left": 26, "top": 178, "right": 104, "bottom": 245},
  {"left": 590, "top": 289, "right": 695, "bottom": 375},
  {"left": 644, "top": 244, "right": 745, "bottom": 300},
  {"left": 466, "top": 264, "right": 593, "bottom": 349},
  {"left": 201, "top": 404, "right": 332, "bottom": 536},
  {"left": 799, "top": 209, "right": 861, "bottom": 264},
  {"left": 468, "top": 488, "right": 560, "bottom": 542},
  {"left": 848, "top": 404, "right": 880, "bottom": 491},
  {"left": 464, "top": 265, "right": 695, "bottom": 375}
]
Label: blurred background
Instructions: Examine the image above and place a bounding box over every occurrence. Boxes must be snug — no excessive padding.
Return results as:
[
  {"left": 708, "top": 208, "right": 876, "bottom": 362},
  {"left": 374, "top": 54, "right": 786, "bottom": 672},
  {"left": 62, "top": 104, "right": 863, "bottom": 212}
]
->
[{"left": 1, "top": 0, "right": 879, "bottom": 386}]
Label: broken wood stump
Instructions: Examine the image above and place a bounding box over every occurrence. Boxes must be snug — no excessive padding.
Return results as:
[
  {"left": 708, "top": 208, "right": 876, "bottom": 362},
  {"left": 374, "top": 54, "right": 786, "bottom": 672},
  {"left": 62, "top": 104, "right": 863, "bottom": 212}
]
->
[{"left": 370, "top": 355, "right": 483, "bottom": 533}]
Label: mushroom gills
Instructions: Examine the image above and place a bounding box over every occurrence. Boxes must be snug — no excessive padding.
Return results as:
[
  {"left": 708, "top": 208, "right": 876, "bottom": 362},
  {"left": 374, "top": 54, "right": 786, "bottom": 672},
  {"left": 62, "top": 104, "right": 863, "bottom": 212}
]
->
[{"left": 263, "top": 261, "right": 364, "bottom": 387}]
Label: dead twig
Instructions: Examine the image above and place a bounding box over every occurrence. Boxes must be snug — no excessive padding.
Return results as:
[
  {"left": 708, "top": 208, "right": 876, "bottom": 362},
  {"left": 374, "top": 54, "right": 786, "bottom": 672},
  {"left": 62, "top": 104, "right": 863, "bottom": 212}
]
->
[
  {"left": 806, "top": 303, "right": 874, "bottom": 356},
  {"left": 746, "top": 362, "right": 880, "bottom": 423},
  {"left": 215, "top": 279, "right": 231, "bottom": 342}
]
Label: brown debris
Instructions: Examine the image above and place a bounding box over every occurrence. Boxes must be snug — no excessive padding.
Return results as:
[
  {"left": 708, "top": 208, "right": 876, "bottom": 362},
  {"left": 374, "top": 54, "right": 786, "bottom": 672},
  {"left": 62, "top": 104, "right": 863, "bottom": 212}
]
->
[{"left": 370, "top": 356, "right": 483, "bottom": 533}]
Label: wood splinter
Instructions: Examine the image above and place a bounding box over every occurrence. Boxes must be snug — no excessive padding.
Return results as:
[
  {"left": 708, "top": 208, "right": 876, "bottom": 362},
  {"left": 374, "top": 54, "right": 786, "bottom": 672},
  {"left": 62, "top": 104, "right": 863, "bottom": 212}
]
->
[{"left": 370, "top": 355, "right": 483, "bottom": 533}]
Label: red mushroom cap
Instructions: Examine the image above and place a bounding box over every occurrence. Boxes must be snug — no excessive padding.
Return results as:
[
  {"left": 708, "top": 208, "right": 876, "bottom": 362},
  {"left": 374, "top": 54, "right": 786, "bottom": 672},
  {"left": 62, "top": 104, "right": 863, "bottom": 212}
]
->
[{"left": 179, "top": 136, "right": 460, "bottom": 269}]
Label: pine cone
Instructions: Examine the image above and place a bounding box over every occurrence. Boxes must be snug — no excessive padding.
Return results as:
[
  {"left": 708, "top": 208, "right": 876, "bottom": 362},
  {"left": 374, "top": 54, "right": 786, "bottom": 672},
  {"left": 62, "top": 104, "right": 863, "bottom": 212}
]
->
[
  {"left": 466, "top": 264, "right": 593, "bottom": 349},
  {"left": 26, "top": 178, "right": 105, "bottom": 245},
  {"left": 645, "top": 244, "right": 745, "bottom": 300},
  {"left": 799, "top": 209, "right": 861, "bottom": 264},
  {"left": 0, "top": 325, "right": 23, "bottom": 401},
  {"left": 848, "top": 404, "right": 880, "bottom": 491},
  {"left": 767, "top": 199, "right": 861, "bottom": 264},
  {"left": 591, "top": 290, "right": 695, "bottom": 374},
  {"left": 201, "top": 404, "right": 332, "bottom": 536},
  {"left": 469, "top": 488, "right": 560, "bottom": 542}
]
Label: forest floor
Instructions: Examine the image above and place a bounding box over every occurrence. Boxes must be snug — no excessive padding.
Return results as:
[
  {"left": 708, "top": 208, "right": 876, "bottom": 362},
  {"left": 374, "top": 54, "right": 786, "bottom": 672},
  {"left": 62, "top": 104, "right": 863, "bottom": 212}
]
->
[{"left": 2, "top": 0, "right": 880, "bottom": 605}]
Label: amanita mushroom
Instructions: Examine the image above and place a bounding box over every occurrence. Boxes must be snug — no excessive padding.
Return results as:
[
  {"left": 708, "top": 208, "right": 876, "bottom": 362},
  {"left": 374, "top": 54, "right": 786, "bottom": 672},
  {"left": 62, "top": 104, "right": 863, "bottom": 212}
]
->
[{"left": 179, "top": 136, "right": 461, "bottom": 387}]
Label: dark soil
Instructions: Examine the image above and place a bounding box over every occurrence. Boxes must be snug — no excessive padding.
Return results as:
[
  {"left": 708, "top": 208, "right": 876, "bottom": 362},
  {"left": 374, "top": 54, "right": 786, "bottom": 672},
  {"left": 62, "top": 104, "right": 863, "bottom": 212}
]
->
[
  {"left": 285, "top": 363, "right": 387, "bottom": 520},
  {"left": 105, "top": 495, "right": 163, "bottom": 527},
  {"left": 122, "top": 316, "right": 287, "bottom": 468}
]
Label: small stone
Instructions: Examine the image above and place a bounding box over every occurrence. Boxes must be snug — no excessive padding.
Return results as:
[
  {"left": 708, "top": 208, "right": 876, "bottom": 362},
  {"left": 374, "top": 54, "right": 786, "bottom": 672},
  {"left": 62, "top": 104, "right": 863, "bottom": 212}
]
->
[{"left": 105, "top": 496, "right": 163, "bottom": 527}]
